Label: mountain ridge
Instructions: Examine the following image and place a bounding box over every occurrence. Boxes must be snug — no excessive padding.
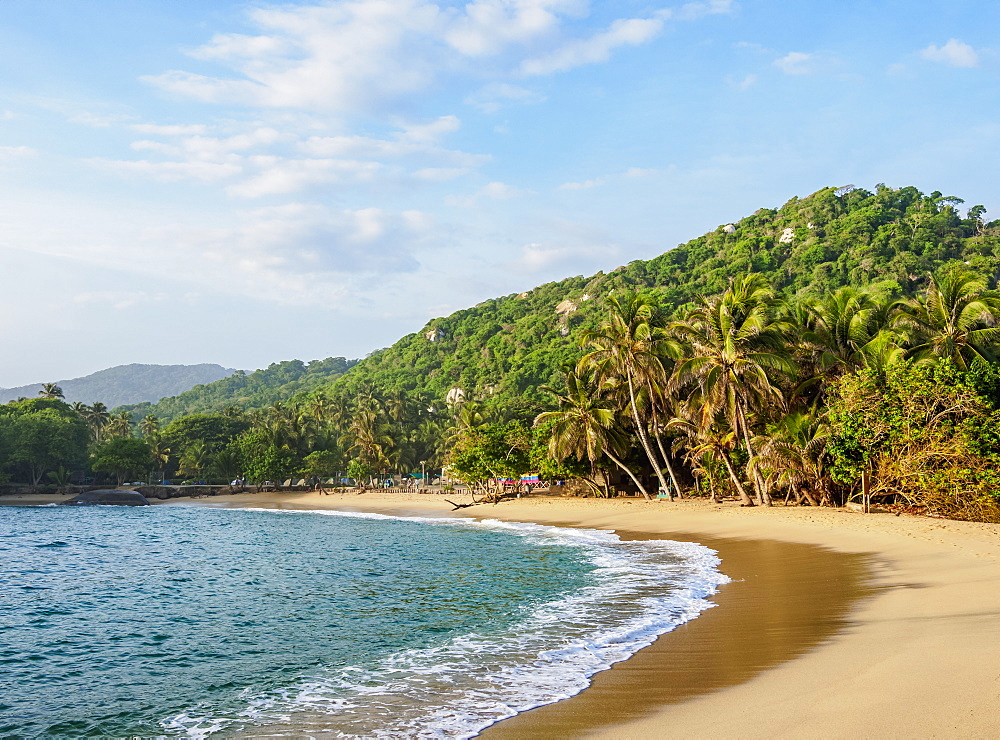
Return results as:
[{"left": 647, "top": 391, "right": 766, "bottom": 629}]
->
[{"left": 0, "top": 363, "right": 235, "bottom": 409}]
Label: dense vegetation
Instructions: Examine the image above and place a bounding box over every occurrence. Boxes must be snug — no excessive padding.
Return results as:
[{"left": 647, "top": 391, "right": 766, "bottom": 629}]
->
[
  {"left": 0, "top": 363, "right": 233, "bottom": 408},
  {"left": 317, "top": 185, "right": 997, "bottom": 407},
  {"left": 118, "top": 357, "right": 357, "bottom": 421},
  {"left": 6, "top": 185, "right": 1000, "bottom": 522}
]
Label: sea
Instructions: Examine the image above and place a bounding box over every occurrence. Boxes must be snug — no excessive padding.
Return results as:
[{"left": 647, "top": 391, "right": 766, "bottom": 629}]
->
[{"left": 0, "top": 504, "right": 728, "bottom": 738}]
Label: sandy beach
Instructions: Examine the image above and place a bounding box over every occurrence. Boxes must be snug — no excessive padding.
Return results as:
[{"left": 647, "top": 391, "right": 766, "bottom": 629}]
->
[{"left": 7, "top": 490, "right": 1000, "bottom": 737}]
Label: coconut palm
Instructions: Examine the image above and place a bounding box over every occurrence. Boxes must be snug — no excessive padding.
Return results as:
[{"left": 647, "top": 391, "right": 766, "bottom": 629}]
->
[
  {"left": 801, "top": 286, "right": 901, "bottom": 373},
  {"left": 536, "top": 367, "right": 649, "bottom": 498},
  {"left": 106, "top": 411, "right": 133, "bottom": 439},
  {"left": 667, "top": 403, "right": 754, "bottom": 506},
  {"left": 39, "top": 383, "right": 64, "bottom": 399},
  {"left": 581, "top": 291, "right": 681, "bottom": 497},
  {"left": 894, "top": 265, "right": 1000, "bottom": 369},
  {"left": 84, "top": 402, "right": 110, "bottom": 443},
  {"left": 751, "top": 411, "right": 832, "bottom": 506},
  {"left": 670, "top": 274, "right": 796, "bottom": 505},
  {"left": 138, "top": 414, "right": 159, "bottom": 438}
]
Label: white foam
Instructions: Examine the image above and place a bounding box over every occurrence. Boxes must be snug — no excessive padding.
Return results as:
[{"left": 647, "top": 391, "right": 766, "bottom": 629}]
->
[{"left": 162, "top": 507, "right": 728, "bottom": 738}]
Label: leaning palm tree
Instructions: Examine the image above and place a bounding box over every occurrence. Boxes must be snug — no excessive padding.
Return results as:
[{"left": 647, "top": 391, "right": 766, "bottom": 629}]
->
[
  {"left": 894, "top": 265, "right": 1000, "bottom": 369},
  {"left": 668, "top": 407, "right": 753, "bottom": 506},
  {"left": 536, "top": 367, "right": 649, "bottom": 498},
  {"left": 670, "top": 274, "right": 796, "bottom": 505},
  {"left": 751, "top": 411, "right": 833, "bottom": 506},
  {"left": 580, "top": 291, "right": 681, "bottom": 497},
  {"left": 39, "top": 383, "right": 64, "bottom": 399}
]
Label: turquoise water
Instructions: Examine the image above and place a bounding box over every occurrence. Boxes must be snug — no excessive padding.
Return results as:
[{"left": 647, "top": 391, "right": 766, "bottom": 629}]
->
[{"left": 0, "top": 505, "right": 726, "bottom": 738}]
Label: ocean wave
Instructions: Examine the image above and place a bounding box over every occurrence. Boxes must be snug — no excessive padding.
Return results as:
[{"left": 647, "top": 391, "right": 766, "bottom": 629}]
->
[{"left": 162, "top": 508, "right": 728, "bottom": 739}]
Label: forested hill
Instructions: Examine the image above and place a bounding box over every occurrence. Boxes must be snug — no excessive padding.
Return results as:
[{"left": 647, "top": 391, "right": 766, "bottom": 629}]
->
[
  {"left": 312, "top": 185, "right": 998, "bottom": 408},
  {"left": 118, "top": 357, "right": 357, "bottom": 421},
  {"left": 0, "top": 364, "right": 234, "bottom": 408}
]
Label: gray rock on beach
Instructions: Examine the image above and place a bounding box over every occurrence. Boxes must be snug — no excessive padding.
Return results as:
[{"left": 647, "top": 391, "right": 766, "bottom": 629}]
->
[{"left": 60, "top": 489, "right": 150, "bottom": 506}]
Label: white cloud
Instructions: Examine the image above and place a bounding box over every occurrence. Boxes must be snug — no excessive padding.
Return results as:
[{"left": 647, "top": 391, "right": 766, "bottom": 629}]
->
[
  {"left": 226, "top": 157, "right": 382, "bottom": 198},
  {"left": 412, "top": 167, "right": 471, "bottom": 181},
  {"left": 921, "top": 39, "right": 979, "bottom": 68},
  {"left": 520, "top": 17, "right": 663, "bottom": 76},
  {"left": 0, "top": 145, "right": 36, "bottom": 158},
  {"left": 0, "top": 111, "right": 14, "bottom": 121},
  {"left": 674, "top": 0, "right": 735, "bottom": 21},
  {"left": 558, "top": 177, "right": 604, "bottom": 190},
  {"left": 464, "top": 82, "right": 546, "bottom": 113},
  {"left": 445, "top": 180, "right": 529, "bottom": 207},
  {"left": 130, "top": 123, "right": 209, "bottom": 136},
  {"left": 69, "top": 112, "right": 119, "bottom": 128},
  {"left": 142, "top": 1, "right": 708, "bottom": 114},
  {"left": 624, "top": 167, "right": 657, "bottom": 177},
  {"left": 510, "top": 239, "right": 619, "bottom": 273},
  {"left": 774, "top": 51, "right": 813, "bottom": 75}
]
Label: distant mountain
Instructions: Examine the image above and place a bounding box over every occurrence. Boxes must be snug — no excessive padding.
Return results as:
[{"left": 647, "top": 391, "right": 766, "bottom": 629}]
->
[
  {"left": 0, "top": 364, "right": 235, "bottom": 408},
  {"left": 118, "top": 357, "right": 358, "bottom": 421}
]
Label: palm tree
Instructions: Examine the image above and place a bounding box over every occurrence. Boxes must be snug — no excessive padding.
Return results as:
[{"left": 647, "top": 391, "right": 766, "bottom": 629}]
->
[
  {"left": 39, "top": 383, "right": 64, "bottom": 399},
  {"left": 894, "top": 266, "right": 1000, "bottom": 369},
  {"left": 801, "top": 286, "right": 901, "bottom": 373},
  {"left": 536, "top": 367, "right": 649, "bottom": 498},
  {"left": 670, "top": 274, "right": 796, "bottom": 505},
  {"left": 581, "top": 291, "right": 680, "bottom": 497},
  {"left": 667, "top": 403, "right": 754, "bottom": 506},
  {"left": 138, "top": 414, "right": 159, "bottom": 438},
  {"left": 84, "top": 402, "right": 110, "bottom": 443},
  {"left": 751, "top": 411, "right": 832, "bottom": 506},
  {"left": 106, "top": 411, "right": 133, "bottom": 439}
]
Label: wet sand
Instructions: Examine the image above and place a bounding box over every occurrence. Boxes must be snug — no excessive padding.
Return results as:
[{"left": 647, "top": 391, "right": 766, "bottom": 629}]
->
[{"left": 7, "top": 490, "right": 1000, "bottom": 737}]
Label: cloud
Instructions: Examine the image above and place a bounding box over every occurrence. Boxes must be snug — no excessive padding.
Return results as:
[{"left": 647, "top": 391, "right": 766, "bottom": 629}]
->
[
  {"left": 509, "top": 239, "right": 619, "bottom": 273},
  {"left": 107, "top": 115, "right": 488, "bottom": 196},
  {"left": 773, "top": 51, "right": 813, "bottom": 75},
  {"left": 520, "top": 17, "right": 663, "bottom": 76},
  {"left": 558, "top": 177, "right": 604, "bottom": 190},
  {"left": 445, "top": 180, "right": 529, "bottom": 207},
  {"left": 0, "top": 145, "right": 36, "bottom": 158},
  {"left": 143, "top": 1, "right": 702, "bottom": 113},
  {"left": 181, "top": 203, "right": 432, "bottom": 279},
  {"left": 624, "top": 166, "right": 657, "bottom": 177},
  {"left": 673, "top": 0, "right": 735, "bottom": 21},
  {"left": 130, "top": 123, "right": 209, "bottom": 136},
  {"left": 920, "top": 39, "right": 979, "bottom": 68},
  {"left": 464, "top": 82, "right": 546, "bottom": 113},
  {"left": 69, "top": 112, "right": 119, "bottom": 128}
]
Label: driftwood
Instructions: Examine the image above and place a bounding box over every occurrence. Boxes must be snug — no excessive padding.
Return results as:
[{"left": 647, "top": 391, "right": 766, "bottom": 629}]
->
[{"left": 445, "top": 498, "right": 478, "bottom": 510}]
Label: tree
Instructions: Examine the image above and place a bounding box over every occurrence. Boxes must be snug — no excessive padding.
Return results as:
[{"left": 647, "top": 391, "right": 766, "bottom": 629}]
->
[
  {"left": 39, "top": 383, "right": 64, "bottom": 399},
  {"left": 535, "top": 367, "right": 647, "bottom": 497},
  {"left": 671, "top": 274, "right": 796, "bottom": 504},
  {"left": 446, "top": 421, "right": 532, "bottom": 493},
  {"left": 894, "top": 265, "right": 1000, "bottom": 369},
  {"left": 233, "top": 430, "right": 297, "bottom": 488},
  {"left": 581, "top": 291, "right": 679, "bottom": 498},
  {"left": 91, "top": 438, "right": 153, "bottom": 486},
  {"left": 0, "top": 409, "right": 88, "bottom": 485}
]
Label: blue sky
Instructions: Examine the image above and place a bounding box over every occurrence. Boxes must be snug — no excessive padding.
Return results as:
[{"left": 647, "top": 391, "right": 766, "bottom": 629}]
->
[{"left": 1, "top": 0, "right": 997, "bottom": 386}]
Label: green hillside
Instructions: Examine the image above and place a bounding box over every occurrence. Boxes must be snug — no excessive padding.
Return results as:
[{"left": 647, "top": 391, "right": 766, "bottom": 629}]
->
[
  {"left": 315, "top": 184, "right": 997, "bottom": 406},
  {"left": 119, "top": 357, "right": 357, "bottom": 421}
]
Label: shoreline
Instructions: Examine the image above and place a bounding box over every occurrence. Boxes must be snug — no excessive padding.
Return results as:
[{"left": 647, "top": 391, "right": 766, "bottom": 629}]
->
[{"left": 7, "top": 491, "right": 1000, "bottom": 737}]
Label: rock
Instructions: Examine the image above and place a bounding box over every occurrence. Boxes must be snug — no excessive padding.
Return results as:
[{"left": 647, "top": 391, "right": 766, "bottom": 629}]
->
[{"left": 60, "top": 489, "right": 150, "bottom": 506}]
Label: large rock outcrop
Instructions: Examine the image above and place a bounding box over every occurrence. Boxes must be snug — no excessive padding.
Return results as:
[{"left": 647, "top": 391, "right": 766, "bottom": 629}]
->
[{"left": 60, "top": 489, "right": 150, "bottom": 506}]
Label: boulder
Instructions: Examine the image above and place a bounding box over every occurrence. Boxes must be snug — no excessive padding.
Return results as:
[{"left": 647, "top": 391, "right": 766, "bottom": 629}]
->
[{"left": 60, "top": 489, "right": 150, "bottom": 506}]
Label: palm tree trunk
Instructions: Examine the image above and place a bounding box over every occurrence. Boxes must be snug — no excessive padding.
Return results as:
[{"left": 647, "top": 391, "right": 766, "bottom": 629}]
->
[
  {"left": 645, "top": 381, "right": 681, "bottom": 498},
  {"left": 719, "top": 449, "right": 755, "bottom": 506},
  {"left": 627, "top": 372, "right": 670, "bottom": 496},
  {"left": 736, "top": 401, "right": 771, "bottom": 506},
  {"left": 604, "top": 448, "right": 650, "bottom": 499}
]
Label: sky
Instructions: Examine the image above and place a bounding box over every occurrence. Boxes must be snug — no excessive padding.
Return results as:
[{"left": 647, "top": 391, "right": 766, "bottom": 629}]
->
[{"left": 1, "top": 0, "right": 997, "bottom": 386}]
